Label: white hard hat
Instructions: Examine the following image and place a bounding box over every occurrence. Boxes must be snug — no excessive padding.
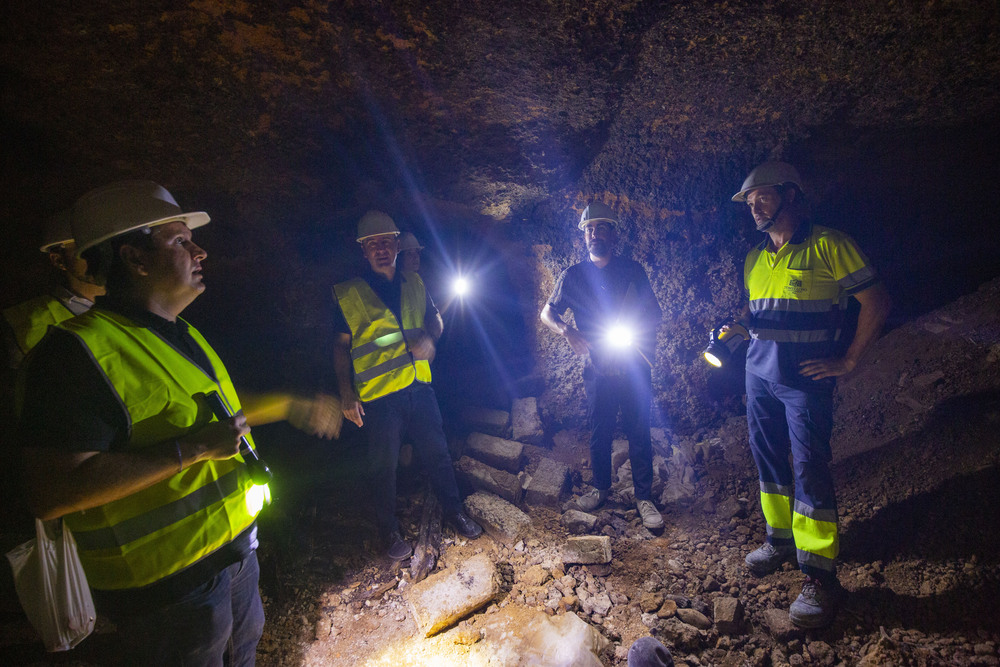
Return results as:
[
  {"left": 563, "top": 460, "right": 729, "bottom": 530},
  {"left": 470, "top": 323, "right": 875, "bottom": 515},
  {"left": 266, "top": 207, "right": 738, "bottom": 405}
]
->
[
  {"left": 578, "top": 202, "right": 618, "bottom": 230},
  {"left": 72, "top": 180, "right": 210, "bottom": 254},
  {"left": 356, "top": 210, "right": 400, "bottom": 243},
  {"left": 398, "top": 232, "right": 423, "bottom": 252},
  {"left": 732, "top": 162, "right": 803, "bottom": 202},
  {"left": 39, "top": 208, "right": 74, "bottom": 252}
]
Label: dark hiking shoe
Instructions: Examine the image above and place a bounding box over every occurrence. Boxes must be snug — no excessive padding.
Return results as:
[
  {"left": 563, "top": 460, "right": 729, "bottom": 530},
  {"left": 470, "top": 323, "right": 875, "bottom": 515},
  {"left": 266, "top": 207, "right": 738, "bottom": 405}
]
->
[
  {"left": 385, "top": 531, "right": 412, "bottom": 560},
  {"left": 789, "top": 576, "right": 841, "bottom": 628},
  {"left": 445, "top": 511, "right": 483, "bottom": 539},
  {"left": 745, "top": 542, "right": 795, "bottom": 576}
]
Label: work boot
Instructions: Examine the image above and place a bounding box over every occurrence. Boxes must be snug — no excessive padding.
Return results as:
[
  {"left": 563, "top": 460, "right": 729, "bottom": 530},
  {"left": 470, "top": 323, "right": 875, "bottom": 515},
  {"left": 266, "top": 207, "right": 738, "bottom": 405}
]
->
[
  {"left": 445, "top": 511, "right": 483, "bottom": 539},
  {"left": 577, "top": 487, "right": 609, "bottom": 512},
  {"left": 636, "top": 500, "right": 664, "bottom": 531},
  {"left": 789, "top": 576, "right": 841, "bottom": 628},
  {"left": 744, "top": 542, "right": 795, "bottom": 576},
  {"left": 385, "top": 531, "right": 412, "bottom": 561}
]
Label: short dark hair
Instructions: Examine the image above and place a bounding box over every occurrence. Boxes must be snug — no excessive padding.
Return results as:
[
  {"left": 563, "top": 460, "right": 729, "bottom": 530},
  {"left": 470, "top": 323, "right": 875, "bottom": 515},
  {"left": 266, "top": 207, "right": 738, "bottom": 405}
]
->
[{"left": 81, "top": 227, "right": 155, "bottom": 292}]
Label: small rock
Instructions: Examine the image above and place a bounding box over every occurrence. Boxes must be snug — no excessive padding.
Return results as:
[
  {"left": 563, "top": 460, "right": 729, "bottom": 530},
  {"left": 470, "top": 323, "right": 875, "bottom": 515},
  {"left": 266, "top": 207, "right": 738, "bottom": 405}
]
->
[
  {"left": 657, "top": 599, "right": 678, "bottom": 618},
  {"left": 676, "top": 607, "right": 712, "bottom": 630}
]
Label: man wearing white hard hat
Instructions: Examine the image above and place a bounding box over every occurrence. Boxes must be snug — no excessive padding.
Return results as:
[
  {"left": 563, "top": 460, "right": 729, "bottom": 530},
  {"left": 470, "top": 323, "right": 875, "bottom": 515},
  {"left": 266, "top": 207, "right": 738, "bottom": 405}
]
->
[
  {"left": 16, "top": 180, "right": 341, "bottom": 664},
  {"left": 398, "top": 231, "right": 424, "bottom": 274},
  {"left": 332, "top": 210, "right": 481, "bottom": 562},
  {"left": 540, "top": 202, "right": 664, "bottom": 532},
  {"left": 729, "top": 161, "right": 890, "bottom": 628}
]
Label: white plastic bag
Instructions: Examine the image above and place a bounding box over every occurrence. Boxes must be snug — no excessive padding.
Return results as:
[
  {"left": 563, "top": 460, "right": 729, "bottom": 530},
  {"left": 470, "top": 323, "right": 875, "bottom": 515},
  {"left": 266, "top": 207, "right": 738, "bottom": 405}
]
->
[{"left": 5, "top": 518, "right": 96, "bottom": 651}]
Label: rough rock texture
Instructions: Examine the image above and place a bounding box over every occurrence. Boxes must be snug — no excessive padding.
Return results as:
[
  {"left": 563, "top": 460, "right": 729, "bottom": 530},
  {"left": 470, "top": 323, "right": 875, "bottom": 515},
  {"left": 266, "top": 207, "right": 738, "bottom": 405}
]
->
[
  {"left": 404, "top": 552, "right": 499, "bottom": 637},
  {"left": 463, "top": 491, "right": 533, "bottom": 544},
  {"left": 465, "top": 432, "right": 525, "bottom": 474}
]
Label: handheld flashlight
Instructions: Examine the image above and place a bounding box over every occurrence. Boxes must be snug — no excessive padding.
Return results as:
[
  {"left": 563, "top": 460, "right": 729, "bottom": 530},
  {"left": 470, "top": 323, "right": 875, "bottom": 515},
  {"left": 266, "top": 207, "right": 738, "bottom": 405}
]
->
[
  {"left": 452, "top": 275, "right": 471, "bottom": 297},
  {"left": 703, "top": 320, "right": 749, "bottom": 368},
  {"left": 204, "top": 390, "right": 274, "bottom": 486},
  {"left": 606, "top": 323, "right": 634, "bottom": 348}
]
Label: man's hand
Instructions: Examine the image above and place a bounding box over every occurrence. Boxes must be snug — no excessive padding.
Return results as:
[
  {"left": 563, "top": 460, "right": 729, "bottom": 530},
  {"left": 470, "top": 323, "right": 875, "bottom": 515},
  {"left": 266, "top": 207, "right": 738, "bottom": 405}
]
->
[
  {"left": 799, "top": 357, "right": 856, "bottom": 380},
  {"left": 288, "top": 394, "right": 343, "bottom": 439},
  {"left": 341, "top": 389, "right": 365, "bottom": 428},
  {"left": 563, "top": 326, "right": 591, "bottom": 356},
  {"left": 407, "top": 329, "right": 436, "bottom": 361},
  {"left": 182, "top": 412, "right": 249, "bottom": 462}
]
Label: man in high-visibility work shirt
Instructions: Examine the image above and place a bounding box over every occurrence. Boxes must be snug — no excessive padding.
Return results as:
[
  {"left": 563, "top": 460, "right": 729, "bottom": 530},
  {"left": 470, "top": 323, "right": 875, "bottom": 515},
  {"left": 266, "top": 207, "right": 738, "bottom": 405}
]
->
[
  {"left": 729, "top": 161, "right": 890, "bottom": 628},
  {"left": 333, "top": 210, "right": 482, "bottom": 561},
  {"left": 16, "top": 180, "right": 342, "bottom": 664}
]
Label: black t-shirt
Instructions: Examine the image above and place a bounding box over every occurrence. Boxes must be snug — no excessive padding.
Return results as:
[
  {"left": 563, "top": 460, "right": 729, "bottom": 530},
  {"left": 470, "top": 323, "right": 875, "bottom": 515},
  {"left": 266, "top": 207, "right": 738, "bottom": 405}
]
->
[
  {"left": 548, "top": 255, "right": 662, "bottom": 372},
  {"left": 331, "top": 267, "right": 438, "bottom": 335},
  {"left": 16, "top": 295, "right": 255, "bottom": 613}
]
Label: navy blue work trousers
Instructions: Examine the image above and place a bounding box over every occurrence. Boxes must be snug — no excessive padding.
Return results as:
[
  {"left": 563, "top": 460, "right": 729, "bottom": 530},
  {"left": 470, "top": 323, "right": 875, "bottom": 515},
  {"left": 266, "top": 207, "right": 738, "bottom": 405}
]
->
[
  {"left": 584, "top": 364, "right": 654, "bottom": 500},
  {"left": 746, "top": 372, "right": 839, "bottom": 578},
  {"left": 109, "top": 550, "right": 265, "bottom": 667},
  {"left": 363, "top": 383, "right": 462, "bottom": 537}
]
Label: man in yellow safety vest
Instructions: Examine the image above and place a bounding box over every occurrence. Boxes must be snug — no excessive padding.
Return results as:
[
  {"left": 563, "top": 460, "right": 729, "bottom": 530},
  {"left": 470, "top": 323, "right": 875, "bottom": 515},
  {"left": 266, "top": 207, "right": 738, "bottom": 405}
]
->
[
  {"left": 333, "top": 210, "right": 481, "bottom": 561},
  {"left": 16, "top": 180, "right": 341, "bottom": 664}
]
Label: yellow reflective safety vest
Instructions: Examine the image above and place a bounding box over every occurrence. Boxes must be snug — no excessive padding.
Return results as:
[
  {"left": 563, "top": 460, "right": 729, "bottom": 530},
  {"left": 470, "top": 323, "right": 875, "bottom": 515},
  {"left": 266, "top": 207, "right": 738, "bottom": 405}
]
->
[
  {"left": 57, "top": 309, "right": 264, "bottom": 591},
  {"left": 334, "top": 272, "right": 432, "bottom": 402},
  {"left": 2, "top": 294, "right": 75, "bottom": 356}
]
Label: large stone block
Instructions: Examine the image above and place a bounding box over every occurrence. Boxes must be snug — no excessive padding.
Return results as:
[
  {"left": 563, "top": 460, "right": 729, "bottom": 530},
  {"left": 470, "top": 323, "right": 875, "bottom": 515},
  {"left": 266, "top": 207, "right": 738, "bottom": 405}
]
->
[
  {"left": 714, "top": 597, "right": 744, "bottom": 635},
  {"left": 511, "top": 396, "right": 544, "bottom": 444},
  {"left": 464, "top": 490, "right": 532, "bottom": 543},
  {"left": 561, "top": 535, "right": 612, "bottom": 565},
  {"left": 460, "top": 406, "right": 510, "bottom": 437},
  {"left": 611, "top": 438, "right": 629, "bottom": 473},
  {"left": 405, "top": 552, "right": 498, "bottom": 637},
  {"left": 455, "top": 456, "right": 523, "bottom": 504},
  {"left": 524, "top": 458, "right": 569, "bottom": 507},
  {"left": 466, "top": 432, "right": 524, "bottom": 473}
]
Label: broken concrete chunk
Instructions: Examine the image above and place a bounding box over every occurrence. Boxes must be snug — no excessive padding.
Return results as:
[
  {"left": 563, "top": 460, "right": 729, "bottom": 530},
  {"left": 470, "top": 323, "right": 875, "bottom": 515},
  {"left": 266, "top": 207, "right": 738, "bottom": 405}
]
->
[
  {"left": 761, "top": 607, "right": 801, "bottom": 641},
  {"left": 455, "top": 456, "right": 523, "bottom": 504},
  {"left": 511, "top": 397, "right": 545, "bottom": 444},
  {"left": 463, "top": 490, "right": 532, "bottom": 543},
  {"left": 561, "top": 535, "right": 612, "bottom": 565},
  {"left": 460, "top": 406, "right": 510, "bottom": 437},
  {"left": 404, "top": 552, "right": 499, "bottom": 637},
  {"left": 516, "top": 611, "right": 608, "bottom": 667},
  {"left": 524, "top": 458, "right": 570, "bottom": 507},
  {"left": 466, "top": 432, "right": 524, "bottom": 473},
  {"left": 714, "top": 597, "right": 744, "bottom": 634},
  {"left": 560, "top": 509, "right": 598, "bottom": 534}
]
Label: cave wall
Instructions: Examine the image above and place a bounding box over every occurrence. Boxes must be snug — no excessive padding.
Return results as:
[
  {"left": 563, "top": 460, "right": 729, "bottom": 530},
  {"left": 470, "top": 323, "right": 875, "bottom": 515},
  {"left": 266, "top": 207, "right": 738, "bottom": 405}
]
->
[{"left": 2, "top": 0, "right": 998, "bottom": 436}]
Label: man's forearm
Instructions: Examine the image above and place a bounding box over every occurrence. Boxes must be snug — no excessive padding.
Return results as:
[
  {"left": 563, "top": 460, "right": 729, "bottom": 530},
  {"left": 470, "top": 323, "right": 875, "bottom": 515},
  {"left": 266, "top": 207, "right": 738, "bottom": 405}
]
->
[
  {"left": 332, "top": 343, "right": 356, "bottom": 397},
  {"left": 22, "top": 439, "right": 202, "bottom": 520},
  {"left": 540, "top": 304, "right": 569, "bottom": 335},
  {"left": 843, "top": 284, "right": 891, "bottom": 366}
]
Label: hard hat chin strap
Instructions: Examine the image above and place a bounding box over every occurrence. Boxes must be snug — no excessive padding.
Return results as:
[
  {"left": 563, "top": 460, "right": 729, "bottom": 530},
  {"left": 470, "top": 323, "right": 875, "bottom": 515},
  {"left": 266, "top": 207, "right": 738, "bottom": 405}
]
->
[{"left": 755, "top": 189, "right": 787, "bottom": 232}]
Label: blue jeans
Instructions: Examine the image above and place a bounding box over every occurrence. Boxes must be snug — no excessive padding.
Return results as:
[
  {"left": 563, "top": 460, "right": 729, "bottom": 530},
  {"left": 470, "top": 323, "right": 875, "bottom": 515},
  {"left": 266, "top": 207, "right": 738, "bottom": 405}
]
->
[
  {"left": 363, "top": 383, "right": 462, "bottom": 537},
  {"left": 584, "top": 364, "right": 654, "bottom": 500},
  {"left": 111, "top": 551, "right": 265, "bottom": 666}
]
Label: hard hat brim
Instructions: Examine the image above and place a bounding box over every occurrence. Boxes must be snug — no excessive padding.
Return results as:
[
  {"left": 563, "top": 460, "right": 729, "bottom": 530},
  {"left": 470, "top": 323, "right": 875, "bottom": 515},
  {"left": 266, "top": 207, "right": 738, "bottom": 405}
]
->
[
  {"left": 356, "top": 231, "right": 400, "bottom": 244},
  {"left": 76, "top": 212, "right": 210, "bottom": 256},
  {"left": 577, "top": 217, "right": 618, "bottom": 230}
]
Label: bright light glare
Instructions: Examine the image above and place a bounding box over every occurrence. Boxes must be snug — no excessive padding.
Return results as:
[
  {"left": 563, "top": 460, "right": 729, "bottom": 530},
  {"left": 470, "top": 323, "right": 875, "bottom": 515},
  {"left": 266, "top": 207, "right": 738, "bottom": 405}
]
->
[
  {"left": 245, "top": 483, "right": 270, "bottom": 515},
  {"left": 453, "top": 276, "right": 470, "bottom": 297},
  {"left": 607, "top": 324, "right": 633, "bottom": 348},
  {"left": 703, "top": 351, "right": 723, "bottom": 368}
]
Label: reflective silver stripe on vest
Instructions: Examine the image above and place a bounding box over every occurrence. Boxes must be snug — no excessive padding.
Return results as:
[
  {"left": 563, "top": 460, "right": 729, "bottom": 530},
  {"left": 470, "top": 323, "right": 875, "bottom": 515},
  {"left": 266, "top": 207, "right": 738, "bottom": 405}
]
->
[
  {"left": 793, "top": 499, "right": 838, "bottom": 525},
  {"left": 752, "top": 328, "right": 833, "bottom": 343},
  {"left": 72, "top": 470, "right": 240, "bottom": 551},
  {"left": 354, "top": 353, "right": 414, "bottom": 384},
  {"left": 750, "top": 298, "right": 836, "bottom": 313},
  {"left": 837, "top": 265, "right": 876, "bottom": 289},
  {"left": 760, "top": 481, "right": 793, "bottom": 497},
  {"left": 351, "top": 331, "right": 405, "bottom": 359}
]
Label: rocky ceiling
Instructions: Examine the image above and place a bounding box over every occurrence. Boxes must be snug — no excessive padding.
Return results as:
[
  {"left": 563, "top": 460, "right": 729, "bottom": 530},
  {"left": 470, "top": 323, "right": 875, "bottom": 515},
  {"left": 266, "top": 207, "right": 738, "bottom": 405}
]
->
[{"left": 2, "top": 0, "right": 999, "bottom": 432}]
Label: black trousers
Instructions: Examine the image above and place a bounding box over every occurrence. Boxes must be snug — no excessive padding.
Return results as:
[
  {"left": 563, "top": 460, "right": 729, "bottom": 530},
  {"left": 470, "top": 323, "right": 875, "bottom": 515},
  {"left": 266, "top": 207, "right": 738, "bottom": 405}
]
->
[{"left": 584, "top": 364, "right": 654, "bottom": 500}]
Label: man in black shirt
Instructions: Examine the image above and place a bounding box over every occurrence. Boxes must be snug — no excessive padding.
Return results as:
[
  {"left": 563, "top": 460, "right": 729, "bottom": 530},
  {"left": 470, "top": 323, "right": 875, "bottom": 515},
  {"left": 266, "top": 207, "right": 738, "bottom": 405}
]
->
[
  {"left": 17, "top": 180, "right": 341, "bottom": 665},
  {"left": 540, "top": 202, "right": 664, "bottom": 531}
]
